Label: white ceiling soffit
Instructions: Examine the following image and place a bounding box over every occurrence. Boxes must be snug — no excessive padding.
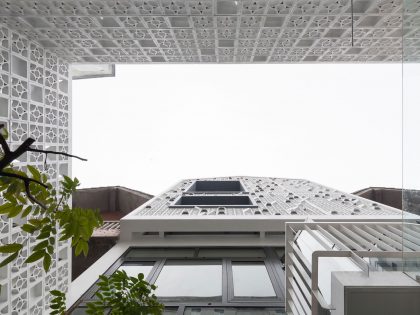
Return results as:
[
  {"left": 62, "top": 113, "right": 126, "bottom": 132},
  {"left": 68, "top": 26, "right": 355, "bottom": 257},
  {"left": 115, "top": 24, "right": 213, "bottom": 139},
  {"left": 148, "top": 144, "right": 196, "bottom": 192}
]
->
[
  {"left": 70, "top": 63, "right": 115, "bottom": 79},
  {"left": 0, "top": 0, "right": 418, "bottom": 64}
]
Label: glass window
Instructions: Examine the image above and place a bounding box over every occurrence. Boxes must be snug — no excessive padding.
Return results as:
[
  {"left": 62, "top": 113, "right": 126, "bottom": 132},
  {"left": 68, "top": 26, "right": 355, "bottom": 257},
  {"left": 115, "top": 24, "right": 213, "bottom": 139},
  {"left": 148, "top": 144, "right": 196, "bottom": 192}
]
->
[
  {"left": 188, "top": 180, "right": 244, "bottom": 192},
  {"left": 117, "top": 262, "right": 154, "bottom": 279},
  {"left": 232, "top": 262, "right": 276, "bottom": 298},
  {"left": 155, "top": 260, "right": 222, "bottom": 300},
  {"left": 184, "top": 307, "right": 285, "bottom": 315}
]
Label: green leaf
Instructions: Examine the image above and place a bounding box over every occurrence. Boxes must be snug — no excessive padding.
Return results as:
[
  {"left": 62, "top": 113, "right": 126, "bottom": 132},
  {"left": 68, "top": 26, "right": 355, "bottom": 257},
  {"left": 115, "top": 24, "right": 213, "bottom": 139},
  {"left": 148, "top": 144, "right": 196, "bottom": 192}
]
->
[
  {"left": 43, "top": 254, "right": 52, "bottom": 272},
  {"left": 58, "top": 232, "right": 71, "bottom": 242},
  {"left": 24, "top": 250, "right": 45, "bottom": 264},
  {"left": 49, "top": 289, "right": 66, "bottom": 315},
  {"left": 28, "top": 219, "right": 42, "bottom": 226},
  {"left": 15, "top": 193, "right": 27, "bottom": 205},
  {"left": 87, "top": 267, "right": 164, "bottom": 315},
  {"left": 3, "top": 193, "right": 17, "bottom": 204},
  {"left": 0, "top": 252, "right": 18, "bottom": 268},
  {"left": 0, "top": 127, "right": 9, "bottom": 139},
  {"left": 74, "top": 241, "right": 85, "bottom": 256},
  {"left": 33, "top": 240, "right": 48, "bottom": 252},
  {"left": 38, "top": 231, "right": 51, "bottom": 239},
  {"left": 0, "top": 243, "right": 23, "bottom": 253},
  {"left": 7, "top": 204, "right": 23, "bottom": 218},
  {"left": 21, "top": 224, "right": 37, "bottom": 234},
  {"left": 21, "top": 205, "right": 32, "bottom": 217},
  {"left": 0, "top": 202, "right": 13, "bottom": 215},
  {"left": 27, "top": 165, "right": 41, "bottom": 181}
]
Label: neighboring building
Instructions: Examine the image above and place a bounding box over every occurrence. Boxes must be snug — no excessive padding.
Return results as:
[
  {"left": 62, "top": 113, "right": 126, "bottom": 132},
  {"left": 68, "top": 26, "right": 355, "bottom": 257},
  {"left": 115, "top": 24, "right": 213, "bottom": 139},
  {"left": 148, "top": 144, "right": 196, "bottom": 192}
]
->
[
  {"left": 68, "top": 177, "right": 420, "bottom": 315},
  {"left": 0, "top": 1, "right": 418, "bottom": 314},
  {"left": 355, "top": 187, "right": 420, "bottom": 216},
  {"left": 354, "top": 187, "right": 403, "bottom": 210},
  {"left": 71, "top": 186, "right": 153, "bottom": 279}
]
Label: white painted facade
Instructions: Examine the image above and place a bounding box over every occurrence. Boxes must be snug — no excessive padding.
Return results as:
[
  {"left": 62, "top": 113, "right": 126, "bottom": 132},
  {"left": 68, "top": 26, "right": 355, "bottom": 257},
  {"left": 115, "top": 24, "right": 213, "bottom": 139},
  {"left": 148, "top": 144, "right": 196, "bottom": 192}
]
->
[
  {"left": 0, "top": 0, "right": 419, "bottom": 314},
  {"left": 120, "top": 177, "right": 405, "bottom": 244},
  {"left": 70, "top": 177, "right": 420, "bottom": 314},
  {"left": 0, "top": 0, "right": 416, "bottom": 64},
  {"left": 0, "top": 24, "right": 71, "bottom": 315}
]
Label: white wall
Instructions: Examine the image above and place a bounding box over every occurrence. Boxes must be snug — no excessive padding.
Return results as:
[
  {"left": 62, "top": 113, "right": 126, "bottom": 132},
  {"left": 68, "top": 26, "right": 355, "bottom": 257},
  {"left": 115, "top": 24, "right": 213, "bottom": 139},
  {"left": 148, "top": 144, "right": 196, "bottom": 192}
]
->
[{"left": 0, "top": 24, "right": 71, "bottom": 315}]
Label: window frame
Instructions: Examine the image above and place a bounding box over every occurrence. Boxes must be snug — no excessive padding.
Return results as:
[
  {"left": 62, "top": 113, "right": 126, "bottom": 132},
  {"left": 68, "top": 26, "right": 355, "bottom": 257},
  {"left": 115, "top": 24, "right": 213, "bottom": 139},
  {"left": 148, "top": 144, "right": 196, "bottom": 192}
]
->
[
  {"left": 185, "top": 179, "right": 246, "bottom": 194},
  {"left": 227, "top": 259, "right": 283, "bottom": 302},
  {"left": 150, "top": 259, "right": 224, "bottom": 302},
  {"left": 70, "top": 247, "right": 286, "bottom": 315},
  {"left": 82, "top": 257, "right": 162, "bottom": 301}
]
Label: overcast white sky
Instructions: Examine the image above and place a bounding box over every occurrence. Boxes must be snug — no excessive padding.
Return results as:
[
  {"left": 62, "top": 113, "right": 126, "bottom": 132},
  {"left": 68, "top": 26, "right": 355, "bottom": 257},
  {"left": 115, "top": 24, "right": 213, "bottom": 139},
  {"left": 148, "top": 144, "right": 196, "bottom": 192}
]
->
[{"left": 72, "top": 64, "right": 403, "bottom": 195}]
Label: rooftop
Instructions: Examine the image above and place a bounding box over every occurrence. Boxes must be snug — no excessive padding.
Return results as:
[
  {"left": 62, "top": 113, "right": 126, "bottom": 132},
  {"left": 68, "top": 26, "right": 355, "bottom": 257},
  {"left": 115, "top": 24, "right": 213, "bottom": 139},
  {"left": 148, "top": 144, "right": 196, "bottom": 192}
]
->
[
  {"left": 119, "top": 176, "right": 410, "bottom": 242},
  {"left": 130, "top": 176, "right": 402, "bottom": 216}
]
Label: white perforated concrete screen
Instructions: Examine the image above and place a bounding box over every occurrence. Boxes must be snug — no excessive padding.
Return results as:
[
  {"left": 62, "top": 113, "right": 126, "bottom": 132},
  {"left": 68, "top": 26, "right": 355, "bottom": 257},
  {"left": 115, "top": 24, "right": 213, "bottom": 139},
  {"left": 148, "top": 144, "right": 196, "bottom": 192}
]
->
[
  {"left": 0, "top": 1, "right": 417, "bottom": 314},
  {"left": 0, "top": 24, "right": 71, "bottom": 315},
  {"left": 132, "top": 176, "right": 402, "bottom": 216},
  {"left": 0, "top": 0, "right": 416, "bottom": 63}
]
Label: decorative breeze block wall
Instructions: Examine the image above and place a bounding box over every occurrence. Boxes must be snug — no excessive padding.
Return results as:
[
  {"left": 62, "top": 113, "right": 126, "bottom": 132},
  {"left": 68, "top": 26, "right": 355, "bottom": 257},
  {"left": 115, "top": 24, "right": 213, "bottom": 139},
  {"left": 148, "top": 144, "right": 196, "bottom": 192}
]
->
[{"left": 0, "top": 23, "right": 71, "bottom": 315}]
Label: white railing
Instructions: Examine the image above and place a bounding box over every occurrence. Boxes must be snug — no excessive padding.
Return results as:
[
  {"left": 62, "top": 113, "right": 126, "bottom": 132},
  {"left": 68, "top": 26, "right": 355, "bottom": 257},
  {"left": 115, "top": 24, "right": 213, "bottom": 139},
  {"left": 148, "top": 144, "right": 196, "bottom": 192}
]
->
[
  {"left": 92, "top": 221, "right": 120, "bottom": 237},
  {"left": 285, "top": 222, "right": 420, "bottom": 315}
]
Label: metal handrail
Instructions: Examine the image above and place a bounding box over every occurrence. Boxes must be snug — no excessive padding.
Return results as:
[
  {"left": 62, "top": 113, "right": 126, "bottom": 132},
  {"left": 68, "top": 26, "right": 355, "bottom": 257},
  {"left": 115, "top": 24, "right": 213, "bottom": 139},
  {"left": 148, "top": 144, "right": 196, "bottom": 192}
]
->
[{"left": 285, "top": 222, "right": 420, "bottom": 315}]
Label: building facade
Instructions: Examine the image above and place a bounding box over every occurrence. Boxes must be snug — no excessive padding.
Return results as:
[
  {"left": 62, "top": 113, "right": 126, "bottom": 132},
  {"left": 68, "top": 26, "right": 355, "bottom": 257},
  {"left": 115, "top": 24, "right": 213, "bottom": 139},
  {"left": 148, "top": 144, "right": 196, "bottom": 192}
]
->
[
  {"left": 72, "top": 186, "right": 153, "bottom": 279},
  {"left": 68, "top": 177, "right": 420, "bottom": 314},
  {"left": 0, "top": 24, "right": 71, "bottom": 315},
  {"left": 0, "top": 0, "right": 419, "bottom": 314}
]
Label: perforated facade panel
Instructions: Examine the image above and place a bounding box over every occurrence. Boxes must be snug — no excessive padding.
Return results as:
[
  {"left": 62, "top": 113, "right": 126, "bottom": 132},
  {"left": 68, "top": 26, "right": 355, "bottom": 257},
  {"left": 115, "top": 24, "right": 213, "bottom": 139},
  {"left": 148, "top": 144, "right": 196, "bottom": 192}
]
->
[
  {"left": 0, "top": 1, "right": 417, "bottom": 314},
  {"left": 0, "top": 0, "right": 416, "bottom": 63},
  {"left": 131, "top": 176, "right": 402, "bottom": 216},
  {"left": 0, "top": 24, "right": 70, "bottom": 315}
]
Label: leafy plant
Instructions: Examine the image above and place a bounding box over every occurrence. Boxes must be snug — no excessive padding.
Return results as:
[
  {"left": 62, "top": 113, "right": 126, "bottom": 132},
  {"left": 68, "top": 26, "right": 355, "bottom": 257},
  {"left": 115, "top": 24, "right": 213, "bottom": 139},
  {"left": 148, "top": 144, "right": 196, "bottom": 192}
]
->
[
  {"left": 50, "top": 290, "right": 67, "bottom": 315},
  {"left": 0, "top": 123, "right": 102, "bottom": 270},
  {"left": 0, "top": 166, "right": 103, "bottom": 271},
  {"left": 1, "top": 125, "right": 164, "bottom": 315},
  {"left": 0, "top": 125, "right": 102, "bottom": 314},
  {"left": 86, "top": 270, "right": 164, "bottom": 315}
]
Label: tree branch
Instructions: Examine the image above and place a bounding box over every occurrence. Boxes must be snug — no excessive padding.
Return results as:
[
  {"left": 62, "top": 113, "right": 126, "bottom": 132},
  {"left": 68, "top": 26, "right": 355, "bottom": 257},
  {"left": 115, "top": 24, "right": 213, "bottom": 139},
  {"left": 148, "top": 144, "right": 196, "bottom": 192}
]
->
[
  {"left": 28, "top": 148, "right": 87, "bottom": 162},
  {"left": 0, "top": 124, "right": 87, "bottom": 209},
  {"left": 24, "top": 180, "right": 46, "bottom": 209},
  {"left": 0, "top": 171, "right": 47, "bottom": 209},
  {"left": 0, "top": 137, "right": 35, "bottom": 170},
  {"left": 0, "top": 124, "right": 10, "bottom": 154}
]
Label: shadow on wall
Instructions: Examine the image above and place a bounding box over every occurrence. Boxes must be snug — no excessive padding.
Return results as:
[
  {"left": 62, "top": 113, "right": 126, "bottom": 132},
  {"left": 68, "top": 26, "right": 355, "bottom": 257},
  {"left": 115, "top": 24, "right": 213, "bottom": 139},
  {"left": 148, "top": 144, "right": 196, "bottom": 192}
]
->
[{"left": 71, "top": 186, "right": 153, "bottom": 280}]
